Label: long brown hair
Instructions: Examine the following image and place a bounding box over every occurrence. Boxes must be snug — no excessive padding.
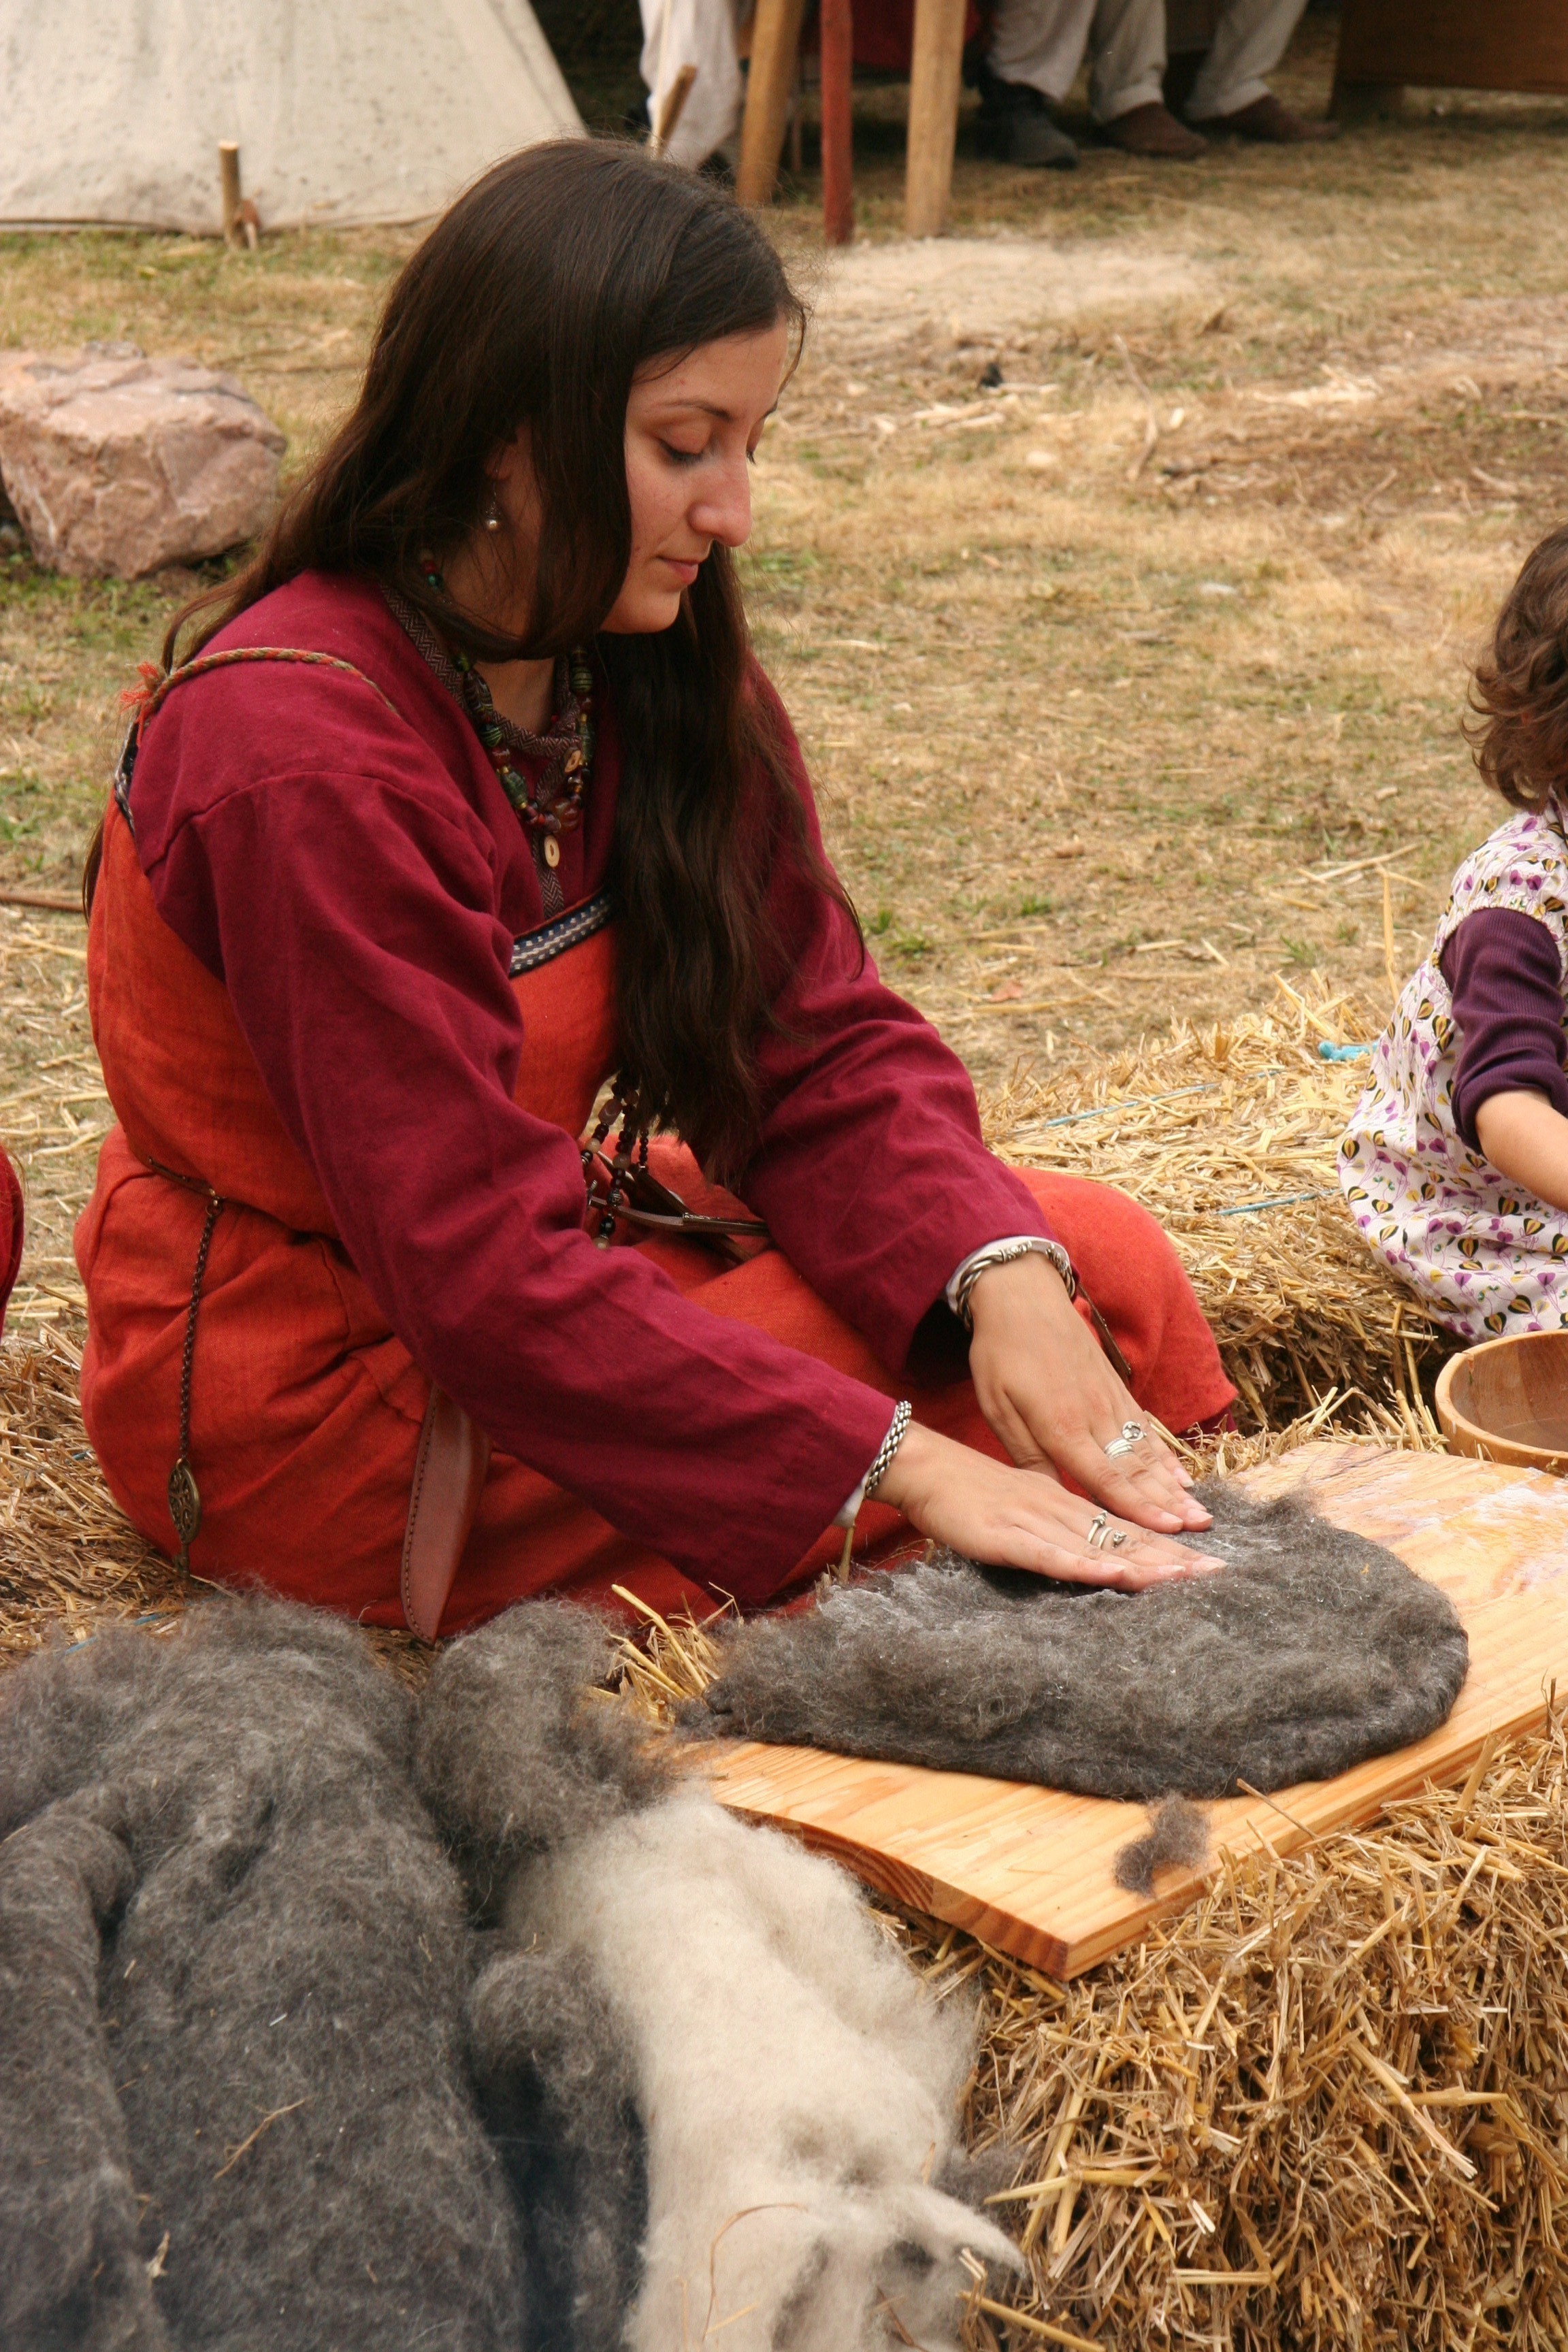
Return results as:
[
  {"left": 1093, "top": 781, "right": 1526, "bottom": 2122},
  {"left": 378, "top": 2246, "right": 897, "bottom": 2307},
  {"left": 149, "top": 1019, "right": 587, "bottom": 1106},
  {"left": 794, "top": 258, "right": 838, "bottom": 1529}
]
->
[
  {"left": 1467, "top": 524, "right": 1568, "bottom": 812},
  {"left": 91, "top": 142, "right": 856, "bottom": 1176}
]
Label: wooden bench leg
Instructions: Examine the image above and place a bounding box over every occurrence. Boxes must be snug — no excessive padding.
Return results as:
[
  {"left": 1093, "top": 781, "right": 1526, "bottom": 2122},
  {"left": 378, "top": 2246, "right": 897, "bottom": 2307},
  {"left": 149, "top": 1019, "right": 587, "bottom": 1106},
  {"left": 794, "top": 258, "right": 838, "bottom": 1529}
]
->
[
  {"left": 737, "top": 0, "right": 809, "bottom": 206},
  {"left": 821, "top": 0, "right": 854, "bottom": 244},
  {"left": 905, "top": 0, "right": 968, "bottom": 239}
]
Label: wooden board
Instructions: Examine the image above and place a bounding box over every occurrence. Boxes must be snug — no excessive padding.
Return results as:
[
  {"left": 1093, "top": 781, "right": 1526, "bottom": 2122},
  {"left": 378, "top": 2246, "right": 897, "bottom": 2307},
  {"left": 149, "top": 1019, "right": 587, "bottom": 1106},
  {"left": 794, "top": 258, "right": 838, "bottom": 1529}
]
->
[
  {"left": 704, "top": 1443, "right": 1568, "bottom": 1978},
  {"left": 1335, "top": 0, "right": 1568, "bottom": 99}
]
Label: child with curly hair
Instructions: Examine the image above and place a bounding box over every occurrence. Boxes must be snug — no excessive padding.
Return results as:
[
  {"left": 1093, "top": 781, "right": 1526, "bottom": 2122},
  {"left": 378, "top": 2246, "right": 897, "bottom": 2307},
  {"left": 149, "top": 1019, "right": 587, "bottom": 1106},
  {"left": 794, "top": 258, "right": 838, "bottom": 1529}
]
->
[{"left": 1341, "top": 527, "right": 1568, "bottom": 1338}]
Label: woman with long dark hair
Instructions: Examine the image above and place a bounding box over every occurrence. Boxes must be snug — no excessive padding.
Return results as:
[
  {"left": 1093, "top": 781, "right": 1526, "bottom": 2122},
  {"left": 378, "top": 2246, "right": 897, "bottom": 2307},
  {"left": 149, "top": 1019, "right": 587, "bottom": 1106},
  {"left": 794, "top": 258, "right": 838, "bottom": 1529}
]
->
[{"left": 79, "top": 142, "right": 1234, "bottom": 1639}]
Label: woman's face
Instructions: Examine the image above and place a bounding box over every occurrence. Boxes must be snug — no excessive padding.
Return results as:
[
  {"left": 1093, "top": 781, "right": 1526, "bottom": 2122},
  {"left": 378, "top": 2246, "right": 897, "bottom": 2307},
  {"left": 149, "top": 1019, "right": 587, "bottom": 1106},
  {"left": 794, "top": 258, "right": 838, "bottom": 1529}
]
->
[{"left": 603, "top": 321, "right": 791, "bottom": 634}]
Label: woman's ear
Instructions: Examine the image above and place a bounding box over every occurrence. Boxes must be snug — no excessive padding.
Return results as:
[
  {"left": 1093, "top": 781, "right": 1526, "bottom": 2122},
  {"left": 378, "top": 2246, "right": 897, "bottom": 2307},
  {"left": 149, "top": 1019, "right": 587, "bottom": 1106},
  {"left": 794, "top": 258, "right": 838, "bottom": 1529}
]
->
[{"left": 487, "top": 427, "right": 540, "bottom": 532}]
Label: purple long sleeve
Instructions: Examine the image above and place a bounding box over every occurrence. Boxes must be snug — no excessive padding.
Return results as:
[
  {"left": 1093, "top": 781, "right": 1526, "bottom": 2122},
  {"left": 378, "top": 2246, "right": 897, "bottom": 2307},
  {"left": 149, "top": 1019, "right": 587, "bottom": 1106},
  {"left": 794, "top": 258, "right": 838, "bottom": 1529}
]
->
[{"left": 1440, "top": 907, "right": 1568, "bottom": 1148}]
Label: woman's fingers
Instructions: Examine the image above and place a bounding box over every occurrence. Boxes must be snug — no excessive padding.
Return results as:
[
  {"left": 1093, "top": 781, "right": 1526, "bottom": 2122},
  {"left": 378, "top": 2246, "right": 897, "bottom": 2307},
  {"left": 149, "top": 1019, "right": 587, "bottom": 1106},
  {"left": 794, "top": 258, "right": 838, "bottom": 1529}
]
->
[
  {"left": 985, "top": 1379, "right": 1210, "bottom": 1535},
  {"left": 1054, "top": 1422, "right": 1212, "bottom": 1533},
  {"left": 877, "top": 1426, "right": 1225, "bottom": 1589},
  {"left": 994, "top": 1504, "right": 1224, "bottom": 1591}
]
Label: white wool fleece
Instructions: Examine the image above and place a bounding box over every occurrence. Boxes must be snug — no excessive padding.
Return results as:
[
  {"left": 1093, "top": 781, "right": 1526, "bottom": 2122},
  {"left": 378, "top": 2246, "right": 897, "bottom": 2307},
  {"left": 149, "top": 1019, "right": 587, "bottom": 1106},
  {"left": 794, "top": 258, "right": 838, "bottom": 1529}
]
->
[{"left": 507, "top": 1791, "right": 1022, "bottom": 2352}]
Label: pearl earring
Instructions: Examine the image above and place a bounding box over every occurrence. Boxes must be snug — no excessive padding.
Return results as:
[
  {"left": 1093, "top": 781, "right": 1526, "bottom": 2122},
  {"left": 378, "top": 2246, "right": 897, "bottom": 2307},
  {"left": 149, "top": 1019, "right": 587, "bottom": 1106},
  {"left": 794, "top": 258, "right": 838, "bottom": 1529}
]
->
[{"left": 484, "top": 497, "right": 502, "bottom": 534}]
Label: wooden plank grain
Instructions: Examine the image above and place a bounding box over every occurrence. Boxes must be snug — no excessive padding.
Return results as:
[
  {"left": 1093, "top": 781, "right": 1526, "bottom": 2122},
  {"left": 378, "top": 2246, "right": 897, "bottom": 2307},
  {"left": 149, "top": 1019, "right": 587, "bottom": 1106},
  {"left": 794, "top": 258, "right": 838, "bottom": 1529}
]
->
[{"left": 704, "top": 1443, "right": 1568, "bottom": 1977}]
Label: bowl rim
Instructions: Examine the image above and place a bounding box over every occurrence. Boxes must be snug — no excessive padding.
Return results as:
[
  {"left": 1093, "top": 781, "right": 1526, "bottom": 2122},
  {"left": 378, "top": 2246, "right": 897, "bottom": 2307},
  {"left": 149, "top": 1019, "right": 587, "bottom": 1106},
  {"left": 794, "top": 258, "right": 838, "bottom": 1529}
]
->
[{"left": 1436, "top": 1328, "right": 1568, "bottom": 1469}]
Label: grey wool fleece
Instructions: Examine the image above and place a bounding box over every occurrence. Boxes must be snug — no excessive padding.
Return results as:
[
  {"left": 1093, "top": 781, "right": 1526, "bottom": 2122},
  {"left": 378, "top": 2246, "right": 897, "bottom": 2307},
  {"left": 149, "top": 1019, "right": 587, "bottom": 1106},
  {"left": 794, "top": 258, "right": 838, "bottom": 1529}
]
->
[
  {"left": 0, "top": 1596, "right": 525, "bottom": 2352},
  {"left": 416, "top": 1601, "right": 662, "bottom": 2351},
  {"left": 690, "top": 1482, "right": 1471, "bottom": 1800}
]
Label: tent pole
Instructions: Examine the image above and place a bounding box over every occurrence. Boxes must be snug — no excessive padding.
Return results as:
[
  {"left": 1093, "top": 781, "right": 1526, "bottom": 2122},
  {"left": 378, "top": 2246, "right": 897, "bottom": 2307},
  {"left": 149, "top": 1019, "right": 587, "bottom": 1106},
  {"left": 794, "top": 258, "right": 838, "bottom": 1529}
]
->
[
  {"left": 218, "top": 143, "right": 242, "bottom": 245},
  {"left": 737, "top": 0, "right": 808, "bottom": 204},
  {"left": 905, "top": 0, "right": 966, "bottom": 238}
]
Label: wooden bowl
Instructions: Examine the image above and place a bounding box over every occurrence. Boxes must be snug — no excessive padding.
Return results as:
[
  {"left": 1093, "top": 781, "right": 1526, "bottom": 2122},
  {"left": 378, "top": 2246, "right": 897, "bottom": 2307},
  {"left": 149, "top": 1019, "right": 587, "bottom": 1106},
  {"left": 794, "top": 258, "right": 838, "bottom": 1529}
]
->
[{"left": 1436, "top": 1331, "right": 1568, "bottom": 1475}]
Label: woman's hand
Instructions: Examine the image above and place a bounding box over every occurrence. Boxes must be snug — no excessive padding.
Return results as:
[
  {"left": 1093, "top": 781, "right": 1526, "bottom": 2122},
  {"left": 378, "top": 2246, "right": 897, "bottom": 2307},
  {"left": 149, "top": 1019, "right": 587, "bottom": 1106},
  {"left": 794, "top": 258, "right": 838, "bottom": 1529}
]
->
[
  {"left": 966, "top": 1251, "right": 1213, "bottom": 1537},
  {"left": 875, "top": 1423, "right": 1224, "bottom": 1590}
]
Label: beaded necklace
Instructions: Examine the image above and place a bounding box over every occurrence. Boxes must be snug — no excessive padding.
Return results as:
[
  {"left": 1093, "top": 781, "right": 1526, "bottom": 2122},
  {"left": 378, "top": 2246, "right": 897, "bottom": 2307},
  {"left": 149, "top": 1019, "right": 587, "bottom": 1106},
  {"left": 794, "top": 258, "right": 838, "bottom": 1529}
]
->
[{"left": 423, "top": 568, "right": 594, "bottom": 870}]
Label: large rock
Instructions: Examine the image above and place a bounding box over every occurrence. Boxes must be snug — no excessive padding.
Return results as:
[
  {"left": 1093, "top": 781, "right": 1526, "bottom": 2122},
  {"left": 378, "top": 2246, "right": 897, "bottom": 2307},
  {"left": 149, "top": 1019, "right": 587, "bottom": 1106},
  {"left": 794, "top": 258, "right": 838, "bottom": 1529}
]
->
[{"left": 0, "top": 342, "right": 284, "bottom": 578}]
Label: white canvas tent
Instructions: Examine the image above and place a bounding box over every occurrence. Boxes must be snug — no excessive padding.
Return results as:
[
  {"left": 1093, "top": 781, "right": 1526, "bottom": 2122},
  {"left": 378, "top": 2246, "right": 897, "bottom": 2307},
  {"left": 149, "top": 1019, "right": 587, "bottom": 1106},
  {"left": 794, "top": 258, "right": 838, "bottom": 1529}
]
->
[{"left": 0, "top": 0, "right": 583, "bottom": 233}]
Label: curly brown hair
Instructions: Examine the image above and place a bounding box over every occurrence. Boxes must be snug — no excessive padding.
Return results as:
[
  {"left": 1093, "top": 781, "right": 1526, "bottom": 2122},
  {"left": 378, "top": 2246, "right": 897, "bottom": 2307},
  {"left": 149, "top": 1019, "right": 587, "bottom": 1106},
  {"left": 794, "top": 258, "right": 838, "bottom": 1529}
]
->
[{"left": 1467, "top": 523, "right": 1568, "bottom": 808}]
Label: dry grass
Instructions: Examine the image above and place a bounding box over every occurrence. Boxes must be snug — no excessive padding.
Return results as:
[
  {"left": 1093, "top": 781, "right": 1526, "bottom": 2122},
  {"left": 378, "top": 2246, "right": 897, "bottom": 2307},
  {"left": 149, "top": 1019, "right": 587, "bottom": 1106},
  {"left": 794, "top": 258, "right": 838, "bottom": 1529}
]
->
[
  {"left": 0, "top": 1324, "right": 180, "bottom": 1661},
  {"left": 0, "top": 910, "right": 106, "bottom": 1333}
]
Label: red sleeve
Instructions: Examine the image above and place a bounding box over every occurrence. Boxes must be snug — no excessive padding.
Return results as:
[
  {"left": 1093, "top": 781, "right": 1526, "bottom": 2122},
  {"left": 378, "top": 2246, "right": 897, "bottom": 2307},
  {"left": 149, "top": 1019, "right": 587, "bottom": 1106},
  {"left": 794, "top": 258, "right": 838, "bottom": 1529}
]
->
[
  {"left": 140, "top": 746, "right": 895, "bottom": 1607},
  {"left": 739, "top": 679, "right": 1056, "bottom": 1371}
]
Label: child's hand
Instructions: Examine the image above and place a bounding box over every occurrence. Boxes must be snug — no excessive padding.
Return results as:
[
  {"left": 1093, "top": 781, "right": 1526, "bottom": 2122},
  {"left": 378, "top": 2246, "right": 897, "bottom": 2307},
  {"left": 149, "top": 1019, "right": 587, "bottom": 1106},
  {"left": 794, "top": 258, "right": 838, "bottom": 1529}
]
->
[{"left": 1474, "top": 1090, "right": 1568, "bottom": 1215}]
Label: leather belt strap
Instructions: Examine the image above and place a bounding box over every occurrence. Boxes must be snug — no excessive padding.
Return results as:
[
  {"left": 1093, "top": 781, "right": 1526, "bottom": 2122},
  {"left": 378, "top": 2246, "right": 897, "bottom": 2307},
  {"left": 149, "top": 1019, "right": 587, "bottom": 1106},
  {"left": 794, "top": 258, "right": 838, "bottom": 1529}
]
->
[{"left": 401, "top": 1385, "right": 491, "bottom": 1643}]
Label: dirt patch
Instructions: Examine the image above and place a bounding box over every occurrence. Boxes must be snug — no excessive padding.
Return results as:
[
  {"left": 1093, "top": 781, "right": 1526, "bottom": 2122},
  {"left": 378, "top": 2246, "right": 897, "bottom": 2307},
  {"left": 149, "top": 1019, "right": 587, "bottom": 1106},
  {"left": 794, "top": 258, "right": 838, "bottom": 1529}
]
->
[{"left": 809, "top": 233, "right": 1216, "bottom": 365}]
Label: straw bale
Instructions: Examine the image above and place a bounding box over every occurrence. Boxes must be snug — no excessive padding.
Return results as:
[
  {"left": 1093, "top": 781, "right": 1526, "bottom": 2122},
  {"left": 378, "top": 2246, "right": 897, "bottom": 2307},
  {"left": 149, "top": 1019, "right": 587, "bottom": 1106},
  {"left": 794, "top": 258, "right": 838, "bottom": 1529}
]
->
[
  {"left": 980, "top": 979, "right": 1451, "bottom": 1438},
  {"left": 617, "top": 1603, "right": 1568, "bottom": 2352},
  {"left": 0, "top": 1326, "right": 182, "bottom": 1663}
]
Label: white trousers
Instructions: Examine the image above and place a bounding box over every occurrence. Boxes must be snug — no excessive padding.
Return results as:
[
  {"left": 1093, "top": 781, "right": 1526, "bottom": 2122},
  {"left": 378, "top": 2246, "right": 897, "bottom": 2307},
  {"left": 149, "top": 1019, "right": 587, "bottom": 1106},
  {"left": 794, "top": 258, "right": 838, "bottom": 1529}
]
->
[
  {"left": 987, "top": 0, "right": 1309, "bottom": 122},
  {"left": 639, "top": 0, "right": 745, "bottom": 170}
]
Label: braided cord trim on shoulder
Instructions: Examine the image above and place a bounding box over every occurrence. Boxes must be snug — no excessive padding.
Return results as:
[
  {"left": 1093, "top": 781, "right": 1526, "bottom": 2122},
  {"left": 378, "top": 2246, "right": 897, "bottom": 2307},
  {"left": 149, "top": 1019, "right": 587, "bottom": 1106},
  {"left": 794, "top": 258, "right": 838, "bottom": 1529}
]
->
[{"left": 114, "top": 646, "right": 408, "bottom": 832}]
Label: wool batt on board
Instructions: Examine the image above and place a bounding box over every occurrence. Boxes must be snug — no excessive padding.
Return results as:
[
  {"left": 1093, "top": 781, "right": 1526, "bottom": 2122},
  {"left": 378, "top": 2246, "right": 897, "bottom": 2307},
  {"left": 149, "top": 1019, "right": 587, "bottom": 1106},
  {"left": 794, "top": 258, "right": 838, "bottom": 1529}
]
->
[
  {"left": 0, "top": 1598, "right": 525, "bottom": 2352},
  {"left": 419, "top": 1603, "right": 1023, "bottom": 2352},
  {"left": 690, "top": 1482, "right": 1471, "bottom": 1800}
]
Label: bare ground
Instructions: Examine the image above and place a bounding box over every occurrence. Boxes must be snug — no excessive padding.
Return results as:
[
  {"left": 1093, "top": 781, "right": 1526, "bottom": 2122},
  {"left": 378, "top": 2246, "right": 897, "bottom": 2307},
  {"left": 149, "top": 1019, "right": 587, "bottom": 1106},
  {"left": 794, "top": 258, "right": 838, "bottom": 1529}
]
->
[{"left": 4, "top": 12, "right": 1568, "bottom": 1330}]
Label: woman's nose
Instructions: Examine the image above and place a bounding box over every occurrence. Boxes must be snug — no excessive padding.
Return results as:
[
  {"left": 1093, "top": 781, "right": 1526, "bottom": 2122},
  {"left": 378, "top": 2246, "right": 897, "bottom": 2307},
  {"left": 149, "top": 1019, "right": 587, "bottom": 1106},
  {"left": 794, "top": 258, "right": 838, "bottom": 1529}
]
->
[{"left": 691, "top": 454, "right": 753, "bottom": 550}]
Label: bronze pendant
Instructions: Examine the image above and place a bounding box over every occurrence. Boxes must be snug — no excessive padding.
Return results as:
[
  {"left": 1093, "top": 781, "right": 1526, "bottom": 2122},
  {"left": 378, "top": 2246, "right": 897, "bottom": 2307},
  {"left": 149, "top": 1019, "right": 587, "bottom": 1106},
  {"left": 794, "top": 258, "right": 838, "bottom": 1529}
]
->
[{"left": 168, "top": 1456, "right": 203, "bottom": 1567}]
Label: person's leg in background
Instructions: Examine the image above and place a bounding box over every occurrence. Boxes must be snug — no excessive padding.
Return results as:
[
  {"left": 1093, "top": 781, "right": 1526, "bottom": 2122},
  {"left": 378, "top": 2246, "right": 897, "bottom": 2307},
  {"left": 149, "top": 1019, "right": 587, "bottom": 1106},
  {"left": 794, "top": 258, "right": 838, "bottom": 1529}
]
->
[
  {"left": 1186, "top": 0, "right": 1337, "bottom": 140},
  {"left": 971, "top": 0, "right": 1093, "bottom": 169},
  {"left": 1086, "top": 0, "right": 1208, "bottom": 157}
]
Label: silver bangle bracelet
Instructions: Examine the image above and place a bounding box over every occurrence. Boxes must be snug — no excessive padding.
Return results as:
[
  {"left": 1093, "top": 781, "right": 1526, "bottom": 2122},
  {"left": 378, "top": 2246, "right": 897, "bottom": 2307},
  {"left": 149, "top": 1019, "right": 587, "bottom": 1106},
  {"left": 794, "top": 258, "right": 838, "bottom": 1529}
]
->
[
  {"left": 955, "top": 1238, "right": 1075, "bottom": 1330},
  {"left": 862, "top": 1399, "right": 913, "bottom": 1500}
]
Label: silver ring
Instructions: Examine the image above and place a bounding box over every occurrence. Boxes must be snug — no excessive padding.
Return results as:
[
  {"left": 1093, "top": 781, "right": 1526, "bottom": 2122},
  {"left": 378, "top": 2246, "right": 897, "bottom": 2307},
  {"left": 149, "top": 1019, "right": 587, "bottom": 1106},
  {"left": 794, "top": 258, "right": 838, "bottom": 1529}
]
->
[
  {"left": 1085, "top": 1512, "right": 1111, "bottom": 1551},
  {"left": 1109, "top": 1528, "right": 1128, "bottom": 1548},
  {"left": 1102, "top": 1419, "right": 1148, "bottom": 1460}
]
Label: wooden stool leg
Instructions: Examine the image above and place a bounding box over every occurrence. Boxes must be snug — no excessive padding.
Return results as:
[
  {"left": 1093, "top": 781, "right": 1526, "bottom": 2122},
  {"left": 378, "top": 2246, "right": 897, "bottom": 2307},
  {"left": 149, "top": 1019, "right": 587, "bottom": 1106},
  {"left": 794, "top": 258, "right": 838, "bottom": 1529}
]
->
[
  {"left": 905, "top": 0, "right": 967, "bottom": 239},
  {"left": 821, "top": 0, "right": 854, "bottom": 245},
  {"left": 737, "top": 0, "right": 810, "bottom": 206}
]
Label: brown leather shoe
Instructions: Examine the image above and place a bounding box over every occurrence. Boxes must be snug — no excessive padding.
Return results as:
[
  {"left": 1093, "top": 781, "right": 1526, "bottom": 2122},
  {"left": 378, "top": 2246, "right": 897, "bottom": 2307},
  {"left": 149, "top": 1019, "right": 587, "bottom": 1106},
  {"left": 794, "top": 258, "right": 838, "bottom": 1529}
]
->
[
  {"left": 1192, "top": 92, "right": 1339, "bottom": 142},
  {"left": 1098, "top": 102, "right": 1207, "bottom": 159}
]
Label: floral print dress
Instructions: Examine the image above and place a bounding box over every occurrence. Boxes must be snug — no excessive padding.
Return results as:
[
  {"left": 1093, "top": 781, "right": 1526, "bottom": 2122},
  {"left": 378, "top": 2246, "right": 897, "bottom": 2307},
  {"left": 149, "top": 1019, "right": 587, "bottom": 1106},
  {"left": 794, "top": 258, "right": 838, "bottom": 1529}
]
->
[{"left": 1338, "top": 800, "right": 1568, "bottom": 1339}]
